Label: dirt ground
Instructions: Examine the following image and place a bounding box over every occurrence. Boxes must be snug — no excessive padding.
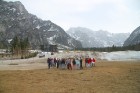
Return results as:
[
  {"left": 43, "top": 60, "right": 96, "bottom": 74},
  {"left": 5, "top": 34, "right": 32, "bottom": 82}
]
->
[{"left": 0, "top": 60, "right": 140, "bottom": 93}]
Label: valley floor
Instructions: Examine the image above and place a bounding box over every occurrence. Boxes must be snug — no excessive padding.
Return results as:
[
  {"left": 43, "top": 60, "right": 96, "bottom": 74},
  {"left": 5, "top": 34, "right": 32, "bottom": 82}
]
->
[{"left": 0, "top": 60, "right": 140, "bottom": 93}]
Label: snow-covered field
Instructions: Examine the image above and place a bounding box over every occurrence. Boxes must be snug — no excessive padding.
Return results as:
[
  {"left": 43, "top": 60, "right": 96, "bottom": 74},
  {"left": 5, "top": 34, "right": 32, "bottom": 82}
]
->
[
  {"left": 97, "top": 51, "right": 140, "bottom": 61},
  {"left": 44, "top": 51, "right": 140, "bottom": 61}
]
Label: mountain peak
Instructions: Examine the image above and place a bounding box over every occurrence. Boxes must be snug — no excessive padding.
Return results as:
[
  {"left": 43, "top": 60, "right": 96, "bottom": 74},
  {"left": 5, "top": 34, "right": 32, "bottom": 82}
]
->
[{"left": 9, "top": 1, "right": 28, "bottom": 13}]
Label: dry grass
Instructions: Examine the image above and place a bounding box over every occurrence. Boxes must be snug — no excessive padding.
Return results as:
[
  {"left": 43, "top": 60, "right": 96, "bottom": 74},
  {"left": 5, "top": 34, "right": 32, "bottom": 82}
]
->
[{"left": 0, "top": 60, "right": 140, "bottom": 93}]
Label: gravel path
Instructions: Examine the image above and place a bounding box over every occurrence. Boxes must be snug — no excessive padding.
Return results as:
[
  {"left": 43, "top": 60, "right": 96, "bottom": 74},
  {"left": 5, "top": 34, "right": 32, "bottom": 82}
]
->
[{"left": 0, "top": 57, "right": 48, "bottom": 70}]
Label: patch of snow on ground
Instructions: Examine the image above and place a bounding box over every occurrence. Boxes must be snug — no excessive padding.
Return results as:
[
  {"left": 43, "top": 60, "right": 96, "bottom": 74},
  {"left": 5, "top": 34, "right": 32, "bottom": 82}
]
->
[{"left": 99, "top": 51, "right": 140, "bottom": 61}]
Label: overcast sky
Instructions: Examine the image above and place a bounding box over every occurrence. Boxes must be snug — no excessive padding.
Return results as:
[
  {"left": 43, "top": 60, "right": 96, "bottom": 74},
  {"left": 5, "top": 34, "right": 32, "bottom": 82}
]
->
[{"left": 5, "top": 0, "right": 140, "bottom": 33}]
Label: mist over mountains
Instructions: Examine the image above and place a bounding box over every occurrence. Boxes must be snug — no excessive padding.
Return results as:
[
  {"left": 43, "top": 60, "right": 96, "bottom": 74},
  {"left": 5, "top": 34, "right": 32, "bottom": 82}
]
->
[{"left": 67, "top": 27, "right": 130, "bottom": 48}]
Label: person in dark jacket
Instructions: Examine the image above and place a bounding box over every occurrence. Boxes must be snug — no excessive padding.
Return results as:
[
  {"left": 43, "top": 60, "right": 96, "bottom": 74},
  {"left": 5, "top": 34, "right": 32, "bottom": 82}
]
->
[
  {"left": 85, "top": 58, "right": 88, "bottom": 67},
  {"left": 61, "top": 58, "right": 66, "bottom": 69},
  {"left": 56, "top": 58, "right": 60, "bottom": 69},
  {"left": 80, "top": 57, "right": 83, "bottom": 69},
  {"left": 72, "top": 58, "right": 76, "bottom": 69},
  {"left": 47, "top": 58, "right": 51, "bottom": 69}
]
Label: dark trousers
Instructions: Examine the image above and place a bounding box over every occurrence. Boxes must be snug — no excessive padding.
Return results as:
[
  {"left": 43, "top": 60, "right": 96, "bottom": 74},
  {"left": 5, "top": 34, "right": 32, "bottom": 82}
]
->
[
  {"left": 80, "top": 61, "right": 83, "bottom": 69},
  {"left": 48, "top": 62, "right": 51, "bottom": 69}
]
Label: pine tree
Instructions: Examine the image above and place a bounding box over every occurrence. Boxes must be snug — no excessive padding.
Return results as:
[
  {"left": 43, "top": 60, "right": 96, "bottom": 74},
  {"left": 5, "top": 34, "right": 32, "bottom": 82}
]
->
[{"left": 11, "top": 36, "right": 30, "bottom": 58}]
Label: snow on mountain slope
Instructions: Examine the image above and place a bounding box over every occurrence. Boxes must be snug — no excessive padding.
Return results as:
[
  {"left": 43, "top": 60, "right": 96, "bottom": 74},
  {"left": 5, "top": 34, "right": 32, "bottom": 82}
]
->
[
  {"left": 67, "top": 27, "right": 130, "bottom": 48},
  {"left": 0, "top": 1, "right": 82, "bottom": 49}
]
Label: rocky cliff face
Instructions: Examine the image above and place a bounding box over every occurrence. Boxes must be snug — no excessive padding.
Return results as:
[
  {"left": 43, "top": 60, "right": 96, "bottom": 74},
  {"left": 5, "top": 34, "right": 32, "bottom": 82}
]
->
[
  {"left": 0, "top": 0, "right": 82, "bottom": 49},
  {"left": 67, "top": 27, "right": 130, "bottom": 48},
  {"left": 123, "top": 26, "right": 140, "bottom": 46}
]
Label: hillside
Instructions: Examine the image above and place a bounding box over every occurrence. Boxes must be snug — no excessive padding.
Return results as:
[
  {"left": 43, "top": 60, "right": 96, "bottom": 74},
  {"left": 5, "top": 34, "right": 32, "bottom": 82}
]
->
[
  {"left": 124, "top": 26, "right": 140, "bottom": 46},
  {"left": 0, "top": 0, "right": 82, "bottom": 49}
]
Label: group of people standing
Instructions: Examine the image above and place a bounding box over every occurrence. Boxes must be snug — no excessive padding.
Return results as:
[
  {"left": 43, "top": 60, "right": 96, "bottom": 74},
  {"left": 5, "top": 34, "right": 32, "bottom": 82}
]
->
[
  {"left": 85, "top": 57, "right": 96, "bottom": 67},
  {"left": 47, "top": 57, "right": 96, "bottom": 70}
]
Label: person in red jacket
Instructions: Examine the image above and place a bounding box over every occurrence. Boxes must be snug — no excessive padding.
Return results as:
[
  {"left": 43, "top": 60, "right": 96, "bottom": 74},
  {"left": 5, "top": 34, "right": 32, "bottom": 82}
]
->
[{"left": 87, "top": 58, "right": 92, "bottom": 67}]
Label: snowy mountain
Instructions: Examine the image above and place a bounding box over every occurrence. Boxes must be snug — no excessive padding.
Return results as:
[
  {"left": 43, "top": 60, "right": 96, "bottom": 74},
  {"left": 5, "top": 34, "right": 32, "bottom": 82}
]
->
[
  {"left": 67, "top": 27, "right": 130, "bottom": 48},
  {"left": 123, "top": 26, "right": 140, "bottom": 46},
  {"left": 0, "top": 0, "right": 82, "bottom": 49}
]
